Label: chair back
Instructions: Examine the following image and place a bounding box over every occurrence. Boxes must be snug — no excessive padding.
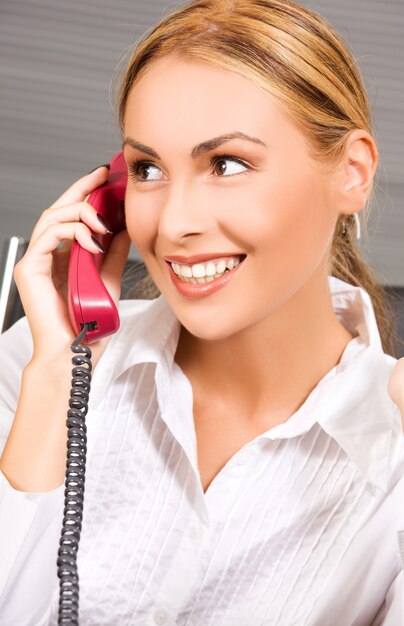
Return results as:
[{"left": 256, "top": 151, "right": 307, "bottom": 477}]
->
[{"left": 0, "top": 236, "right": 29, "bottom": 333}]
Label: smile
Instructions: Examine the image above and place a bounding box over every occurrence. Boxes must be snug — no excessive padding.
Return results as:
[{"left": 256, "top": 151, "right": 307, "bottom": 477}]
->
[
  {"left": 170, "top": 255, "right": 244, "bottom": 283},
  {"left": 166, "top": 255, "right": 246, "bottom": 299}
]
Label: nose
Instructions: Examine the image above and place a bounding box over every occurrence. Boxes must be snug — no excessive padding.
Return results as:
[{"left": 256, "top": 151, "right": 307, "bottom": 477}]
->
[{"left": 157, "top": 180, "right": 211, "bottom": 243}]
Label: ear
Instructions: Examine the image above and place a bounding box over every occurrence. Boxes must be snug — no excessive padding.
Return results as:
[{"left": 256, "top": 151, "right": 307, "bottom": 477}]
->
[{"left": 334, "top": 129, "right": 378, "bottom": 216}]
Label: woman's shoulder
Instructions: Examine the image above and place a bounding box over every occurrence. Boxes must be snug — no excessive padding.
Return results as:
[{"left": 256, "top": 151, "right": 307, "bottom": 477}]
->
[
  {"left": 0, "top": 316, "right": 33, "bottom": 426},
  {"left": 383, "top": 352, "right": 404, "bottom": 433},
  {"left": 0, "top": 315, "right": 33, "bottom": 375}
]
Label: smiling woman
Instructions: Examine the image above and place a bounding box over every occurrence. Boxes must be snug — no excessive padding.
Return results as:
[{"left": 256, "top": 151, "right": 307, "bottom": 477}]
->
[
  {"left": 0, "top": 1, "right": 403, "bottom": 625},
  {"left": 118, "top": 7, "right": 400, "bottom": 360}
]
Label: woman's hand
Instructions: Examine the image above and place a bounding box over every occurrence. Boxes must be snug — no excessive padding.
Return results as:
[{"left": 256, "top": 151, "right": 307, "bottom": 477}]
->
[
  {"left": 13, "top": 164, "right": 131, "bottom": 370},
  {"left": 387, "top": 357, "right": 404, "bottom": 432}
]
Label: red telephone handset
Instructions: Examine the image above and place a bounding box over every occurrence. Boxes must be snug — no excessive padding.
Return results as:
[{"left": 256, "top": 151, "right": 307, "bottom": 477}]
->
[{"left": 67, "top": 151, "right": 127, "bottom": 344}]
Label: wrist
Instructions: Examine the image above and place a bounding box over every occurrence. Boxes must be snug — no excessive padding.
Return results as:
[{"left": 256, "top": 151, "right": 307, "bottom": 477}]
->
[{"left": 24, "top": 354, "right": 73, "bottom": 384}]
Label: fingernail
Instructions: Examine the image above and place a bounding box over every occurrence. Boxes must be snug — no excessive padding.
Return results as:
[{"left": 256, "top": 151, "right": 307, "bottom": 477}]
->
[
  {"left": 91, "top": 235, "right": 106, "bottom": 252},
  {"left": 96, "top": 213, "right": 113, "bottom": 234},
  {"left": 87, "top": 163, "right": 111, "bottom": 175}
]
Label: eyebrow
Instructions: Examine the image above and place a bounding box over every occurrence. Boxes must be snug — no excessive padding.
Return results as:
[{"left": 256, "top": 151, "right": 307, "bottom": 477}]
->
[{"left": 121, "top": 131, "right": 266, "bottom": 160}]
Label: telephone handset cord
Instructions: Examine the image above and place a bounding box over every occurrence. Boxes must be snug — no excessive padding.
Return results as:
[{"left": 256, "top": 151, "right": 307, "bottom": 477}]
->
[{"left": 56, "top": 323, "right": 94, "bottom": 625}]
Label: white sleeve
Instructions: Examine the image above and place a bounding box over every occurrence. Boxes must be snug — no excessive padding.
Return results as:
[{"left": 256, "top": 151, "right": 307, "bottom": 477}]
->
[
  {"left": 0, "top": 317, "right": 65, "bottom": 624},
  {"left": 0, "top": 315, "right": 33, "bottom": 456},
  {"left": 370, "top": 568, "right": 404, "bottom": 625}
]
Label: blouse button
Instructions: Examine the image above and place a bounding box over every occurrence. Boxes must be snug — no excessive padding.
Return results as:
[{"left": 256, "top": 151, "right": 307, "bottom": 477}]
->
[{"left": 153, "top": 608, "right": 170, "bottom": 624}]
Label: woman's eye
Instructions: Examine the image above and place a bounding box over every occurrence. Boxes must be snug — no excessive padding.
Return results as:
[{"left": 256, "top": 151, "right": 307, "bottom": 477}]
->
[
  {"left": 128, "top": 154, "right": 249, "bottom": 183},
  {"left": 129, "top": 161, "right": 163, "bottom": 182},
  {"left": 211, "top": 155, "right": 249, "bottom": 177}
]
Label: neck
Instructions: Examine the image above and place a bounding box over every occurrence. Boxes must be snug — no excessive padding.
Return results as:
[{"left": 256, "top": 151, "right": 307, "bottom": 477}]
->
[{"left": 174, "top": 271, "right": 355, "bottom": 428}]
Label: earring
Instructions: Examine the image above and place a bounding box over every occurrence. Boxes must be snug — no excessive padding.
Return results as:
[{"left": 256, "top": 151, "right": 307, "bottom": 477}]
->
[
  {"left": 353, "top": 212, "right": 361, "bottom": 240},
  {"left": 341, "top": 212, "right": 361, "bottom": 240}
]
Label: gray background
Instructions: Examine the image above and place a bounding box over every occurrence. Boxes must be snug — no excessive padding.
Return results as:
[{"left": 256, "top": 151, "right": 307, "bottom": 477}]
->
[{"left": 0, "top": 0, "right": 403, "bottom": 284}]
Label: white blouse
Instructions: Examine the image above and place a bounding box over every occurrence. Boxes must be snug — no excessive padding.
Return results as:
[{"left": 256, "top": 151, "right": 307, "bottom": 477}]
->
[{"left": 0, "top": 276, "right": 403, "bottom": 626}]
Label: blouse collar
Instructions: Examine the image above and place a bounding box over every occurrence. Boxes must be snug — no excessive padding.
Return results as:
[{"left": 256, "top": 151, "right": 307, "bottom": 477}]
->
[{"left": 90, "top": 276, "right": 403, "bottom": 492}]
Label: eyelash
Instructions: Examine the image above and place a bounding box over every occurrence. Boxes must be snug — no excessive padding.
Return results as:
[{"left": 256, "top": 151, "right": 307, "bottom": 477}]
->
[{"left": 128, "top": 154, "right": 250, "bottom": 183}]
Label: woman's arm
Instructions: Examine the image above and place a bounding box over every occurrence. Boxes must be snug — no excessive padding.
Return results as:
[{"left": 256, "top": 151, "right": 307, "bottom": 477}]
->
[
  {"left": 370, "top": 569, "right": 404, "bottom": 625},
  {"left": 388, "top": 357, "right": 404, "bottom": 432},
  {"left": 0, "top": 165, "right": 130, "bottom": 621},
  {"left": 0, "top": 317, "right": 66, "bottom": 622}
]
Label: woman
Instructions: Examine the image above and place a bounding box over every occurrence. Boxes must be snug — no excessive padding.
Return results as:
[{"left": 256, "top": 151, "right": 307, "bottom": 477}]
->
[{"left": 0, "top": 0, "right": 403, "bottom": 624}]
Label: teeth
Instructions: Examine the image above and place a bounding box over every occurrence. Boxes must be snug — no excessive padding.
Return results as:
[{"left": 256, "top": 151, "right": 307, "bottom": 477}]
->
[
  {"left": 216, "top": 259, "right": 226, "bottom": 273},
  {"left": 192, "top": 263, "right": 207, "bottom": 278},
  {"left": 180, "top": 265, "right": 192, "bottom": 278},
  {"left": 205, "top": 262, "right": 216, "bottom": 276},
  {"left": 171, "top": 256, "right": 242, "bottom": 279}
]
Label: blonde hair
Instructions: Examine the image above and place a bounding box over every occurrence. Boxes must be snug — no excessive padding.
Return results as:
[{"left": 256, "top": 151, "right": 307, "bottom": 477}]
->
[{"left": 116, "top": 0, "right": 401, "bottom": 356}]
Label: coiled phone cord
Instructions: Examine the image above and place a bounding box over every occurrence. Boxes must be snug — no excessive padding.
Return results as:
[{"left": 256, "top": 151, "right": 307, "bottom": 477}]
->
[{"left": 56, "top": 323, "right": 93, "bottom": 625}]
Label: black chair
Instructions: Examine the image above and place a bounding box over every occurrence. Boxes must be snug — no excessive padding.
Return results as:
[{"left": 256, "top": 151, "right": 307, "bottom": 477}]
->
[{"left": 0, "top": 237, "right": 29, "bottom": 334}]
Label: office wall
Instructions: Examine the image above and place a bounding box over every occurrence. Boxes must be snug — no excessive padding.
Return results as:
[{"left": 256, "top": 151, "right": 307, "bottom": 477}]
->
[{"left": 1, "top": 0, "right": 403, "bottom": 284}]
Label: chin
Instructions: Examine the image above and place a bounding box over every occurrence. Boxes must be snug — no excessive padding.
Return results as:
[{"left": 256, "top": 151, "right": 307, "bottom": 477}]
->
[{"left": 178, "top": 315, "right": 243, "bottom": 342}]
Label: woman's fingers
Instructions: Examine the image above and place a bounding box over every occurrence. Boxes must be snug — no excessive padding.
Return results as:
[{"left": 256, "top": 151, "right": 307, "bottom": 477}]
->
[
  {"left": 28, "top": 200, "right": 111, "bottom": 250},
  {"left": 49, "top": 164, "right": 110, "bottom": 210},
  {"left": 27, "top": 165, "right": 111, "bottom": 249},
  {"left": 14, "top": 219, "right": 112, "bottom": 357},
  {"left": 11, "top": 162, "right": 128, "bottom": 368},
  {"left": 14, "top": 221, "right": 105, "bottom": 284}
]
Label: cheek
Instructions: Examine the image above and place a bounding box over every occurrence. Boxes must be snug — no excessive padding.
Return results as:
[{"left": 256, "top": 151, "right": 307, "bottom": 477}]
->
[
  {"left": 225, "top": 170, "right": 331, "bottom": 260},
  {"left": 124, "top": 191, "right": 158, "bottom": 256},
  {"left": 277, "top": 175, "right": 334, "bottom": 269},
  {"left": 223, "top": 170, "right": 334, "bottom": 313}
]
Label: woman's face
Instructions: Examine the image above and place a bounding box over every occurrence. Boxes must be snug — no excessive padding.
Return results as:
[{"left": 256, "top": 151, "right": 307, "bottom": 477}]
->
[{"left": 122, "top": 56, "right": 340, "bottom": 340}]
